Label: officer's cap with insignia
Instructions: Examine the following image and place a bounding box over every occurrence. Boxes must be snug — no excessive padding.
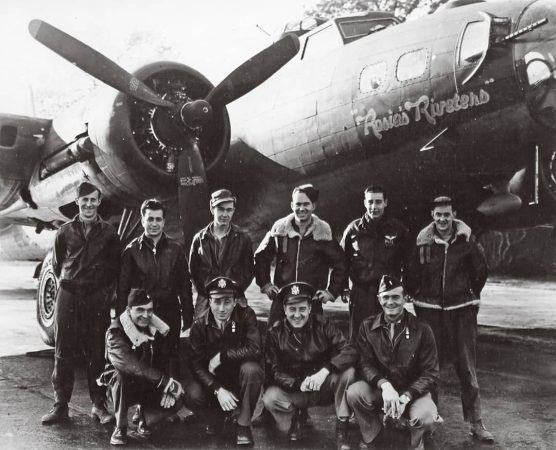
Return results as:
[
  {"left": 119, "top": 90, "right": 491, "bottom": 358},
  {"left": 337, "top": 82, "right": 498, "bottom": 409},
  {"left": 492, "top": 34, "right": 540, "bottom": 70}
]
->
[
  {"left": 378, "top": 274, "right": 403, "bottom": 296},
  {"left": 277, "top": 281, "right": 316, "bottom": 306},
  {"left": 206, "top": 276, "right": 240, "bottom": 298}
]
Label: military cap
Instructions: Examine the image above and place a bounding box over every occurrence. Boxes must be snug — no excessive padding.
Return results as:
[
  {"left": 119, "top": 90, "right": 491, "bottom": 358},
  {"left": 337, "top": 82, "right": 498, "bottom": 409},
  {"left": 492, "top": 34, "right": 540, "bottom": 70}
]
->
[
  {"left": 210, "top": 189, "right": 236, "bottom": 208},
  {"left": 77, "top": 181, "right": 100, "bottom": 198},
  {"left": 127, "top": 288, "right": 152, "bottom": 307},
  {"left": 206, "top": 276, "right": 240, "bottom": 297},
  {"left": 277, "top": 281, "right": 316, "bottom": 306},
  {"left": 292, "top": 184, "right": 319, "bottom": 203},
  {"left": 378, "top": 274, "right": 403, "bottom": 295}
]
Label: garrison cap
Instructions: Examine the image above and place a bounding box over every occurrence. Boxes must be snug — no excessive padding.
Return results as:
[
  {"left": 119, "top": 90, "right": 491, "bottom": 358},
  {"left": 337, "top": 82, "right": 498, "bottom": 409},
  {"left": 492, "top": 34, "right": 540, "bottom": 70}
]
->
[
  {"left": 378, "top": 275, "right": 403, "bottom": 295},
  {"left": 206, "top": 276, "right": 240, "bottom": 297},
  {"left": 292, "top": 184, "right": 319, "bottom": 203},
  {"left": 277, "top": 281, "right": 316, "bottom": 306},
  {"left": 77, "top": 181, "right": 100, "bottom": 198},
  {"left": 210, "top": 189, "right": 236, "bottom": 208},
  {"left": 127, "top": 288, "right": 152, "bottom": 307}
]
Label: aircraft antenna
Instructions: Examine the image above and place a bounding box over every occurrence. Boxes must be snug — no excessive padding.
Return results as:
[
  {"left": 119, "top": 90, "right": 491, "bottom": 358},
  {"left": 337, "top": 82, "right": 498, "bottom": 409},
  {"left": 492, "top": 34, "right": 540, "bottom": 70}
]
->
[{"left": 256, "top": 24, "right": 271, "bottom": 37}]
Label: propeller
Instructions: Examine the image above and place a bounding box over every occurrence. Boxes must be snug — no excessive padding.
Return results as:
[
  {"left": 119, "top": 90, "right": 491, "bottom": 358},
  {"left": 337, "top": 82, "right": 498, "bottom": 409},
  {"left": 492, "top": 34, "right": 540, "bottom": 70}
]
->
[
  {"left": 28, "top": 20, "right": 173, "bottom": 108},
  {"left": 28, "top": 19, "right": 300, "bottom": 246}
]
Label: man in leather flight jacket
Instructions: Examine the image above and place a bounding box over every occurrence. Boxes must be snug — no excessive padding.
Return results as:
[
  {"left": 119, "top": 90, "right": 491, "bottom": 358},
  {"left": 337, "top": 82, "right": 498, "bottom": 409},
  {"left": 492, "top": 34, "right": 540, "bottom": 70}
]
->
[
  {"left": 347, "top": 275, "right": 440, "bottom": 450},
  {"left": 341, "top": 185, "right": 410, "bottom": 341},
  {"left": 42, "top": 182, "right": 120, "bottom": 426},
  {"left": 255, "top": 184, "right": 347, "bottom": 328},
  {"left": 263, "top": 282, "right": 357, "bottom": 448},
  {"left": 184, "top": 277, "right": 263, "bottom": 446},
  {"left": 117, "top": 199, "right": 193, "bottom": 377},
  {"left": 189, "top": 189, "right": 254, "bottom": 319},
  {"left": 406, "top": 196, "right": 492, "bottom": 443}
]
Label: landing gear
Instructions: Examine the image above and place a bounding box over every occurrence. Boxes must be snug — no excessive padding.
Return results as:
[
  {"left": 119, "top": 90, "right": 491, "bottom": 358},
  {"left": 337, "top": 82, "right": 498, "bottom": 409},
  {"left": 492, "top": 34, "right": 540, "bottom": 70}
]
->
[{"left": 36, "top": 251, "right": 57, "bottom": 346}]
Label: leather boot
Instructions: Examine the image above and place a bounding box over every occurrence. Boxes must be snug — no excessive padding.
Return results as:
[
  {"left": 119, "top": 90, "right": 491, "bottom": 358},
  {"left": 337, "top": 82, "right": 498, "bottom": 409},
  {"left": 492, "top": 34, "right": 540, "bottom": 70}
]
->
[
  {"left": 336, "top": 419, "right": 350, "bottom": 450},
  {"left": 110, "top": 426, "right": 127, "bottom": 446},
  {"left": 41, "top": 404, "right": 69, "bottom": 425},
  {"left": 470, "top": 420, "right": 494, "bottom": 443},
  {"left": 91, "top": 404, "right": 115, "bottom": 424}
]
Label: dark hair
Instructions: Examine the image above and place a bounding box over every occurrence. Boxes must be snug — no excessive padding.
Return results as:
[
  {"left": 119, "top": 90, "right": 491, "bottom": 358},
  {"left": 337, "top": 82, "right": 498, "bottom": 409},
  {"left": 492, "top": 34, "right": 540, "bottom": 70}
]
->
[
  {"left": 292, "top": 184, "right": 319, "bottom": 203},
  {"left": 364, "top": 185, "right": 387, "bottom": 199},
  {"left": 140, "top": 199, "right": 166, "bottom": 218},
  {"left": 431, "top": 196, "right": 454, "bottom": 210}
]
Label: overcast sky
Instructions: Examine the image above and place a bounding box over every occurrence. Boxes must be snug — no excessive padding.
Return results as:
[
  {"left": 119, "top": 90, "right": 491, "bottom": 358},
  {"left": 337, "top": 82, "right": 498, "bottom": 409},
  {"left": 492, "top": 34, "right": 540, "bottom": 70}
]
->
[{"left": 0, "top": 0, "right": 316, "bottom": 116}]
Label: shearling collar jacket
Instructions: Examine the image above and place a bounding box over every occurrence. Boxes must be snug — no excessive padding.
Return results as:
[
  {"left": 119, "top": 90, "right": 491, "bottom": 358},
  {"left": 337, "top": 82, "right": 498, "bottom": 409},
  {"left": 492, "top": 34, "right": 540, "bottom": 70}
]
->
[
  {"left": 407, "top": 219, "right": 488, "bottom": 310},
  {"left": 254, "top": 214, "right": 347, "bottom": 298}
]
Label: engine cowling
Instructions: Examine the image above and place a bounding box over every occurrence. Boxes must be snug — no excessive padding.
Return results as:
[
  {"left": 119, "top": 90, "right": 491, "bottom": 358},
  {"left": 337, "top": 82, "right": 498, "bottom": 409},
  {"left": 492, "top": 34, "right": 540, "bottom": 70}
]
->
[{"left": 87, "top": 61, "right": 230, "bottom": 206}]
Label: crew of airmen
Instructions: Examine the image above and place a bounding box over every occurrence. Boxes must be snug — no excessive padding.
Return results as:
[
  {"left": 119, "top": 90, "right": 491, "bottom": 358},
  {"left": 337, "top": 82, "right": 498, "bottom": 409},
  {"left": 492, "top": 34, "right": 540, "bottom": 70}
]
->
[{"left": 41, "top": 180, "right": 495, "bottom": 449}]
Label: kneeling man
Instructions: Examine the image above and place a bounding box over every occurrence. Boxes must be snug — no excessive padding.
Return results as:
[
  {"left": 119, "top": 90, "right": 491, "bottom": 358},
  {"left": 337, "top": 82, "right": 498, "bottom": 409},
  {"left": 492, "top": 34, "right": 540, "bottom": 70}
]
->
[
  {"left": 184, "top": 277, "right": 264, "bottom": 446},
  {"left": 263, "top": 282, "right": 357, "bottom": 448},
  {"left": 347, "top": 275, "right": 440, "bottom": 450},
  {"left": 100, "top": 289, "right": 184, "bottom": 446}
]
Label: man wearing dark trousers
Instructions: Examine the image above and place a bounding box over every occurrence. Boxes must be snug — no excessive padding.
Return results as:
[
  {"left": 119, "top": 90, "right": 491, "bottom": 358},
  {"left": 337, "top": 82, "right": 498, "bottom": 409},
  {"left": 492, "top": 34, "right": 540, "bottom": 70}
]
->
[
  {"left": 189, "top": 189, "right": 254, "bottom": 319},
  {"left": 42, "top": 181, "right": 120, "bottom": 425},
  {"left": 184, "top": 277, "right": 264, "bottom": 446},
  {"left": 407, "top": 196, "right": 493, "bottom": 443},
  {"left": 100, "top": 289, "right": 185, "bottom": 446},
  {"left": 263, "top": 282, "right": 357, "bottom": 449},
  {"left": 341, "top": 185, "right": 409, "bottom": 341},
  {"left": 347, "top": 275, "right": 441, "bottom": 450},
  {"left": 118, "top": 198, "right": 193, "bottom": 378}
]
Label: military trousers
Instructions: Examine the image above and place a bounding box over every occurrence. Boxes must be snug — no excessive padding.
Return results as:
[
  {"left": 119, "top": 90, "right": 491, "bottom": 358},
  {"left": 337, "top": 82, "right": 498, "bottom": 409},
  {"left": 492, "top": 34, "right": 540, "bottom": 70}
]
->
[
  {"left": 51, "top": 284, "right": 110, "bottom": 407},
  {"left": 414, "top": 305, "right": 482, "bottom": 421},
  {"left": 347, "top": 380, "right": 440, "bottom": 448},
  {"left": 262, "top": 367, "right": 355, "bottom": 433}
]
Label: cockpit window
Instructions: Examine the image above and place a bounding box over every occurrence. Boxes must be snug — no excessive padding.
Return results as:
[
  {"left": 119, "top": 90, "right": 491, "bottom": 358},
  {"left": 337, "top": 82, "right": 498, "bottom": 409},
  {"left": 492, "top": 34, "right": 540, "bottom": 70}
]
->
[
  {"left": 339, "top": 18, "right": 397, "bottom": 40},
  {"left": 396, "top": 48, "right": 428, "bottom": 82},
  {"left": 302, "top": 25, "right": 341, "bottom": 59},
  {"left": 459, "top": 20, "right": 490, "bottom": 66},
  {"left": 359, "top": 62, "right": 387, "bottom": 93}
]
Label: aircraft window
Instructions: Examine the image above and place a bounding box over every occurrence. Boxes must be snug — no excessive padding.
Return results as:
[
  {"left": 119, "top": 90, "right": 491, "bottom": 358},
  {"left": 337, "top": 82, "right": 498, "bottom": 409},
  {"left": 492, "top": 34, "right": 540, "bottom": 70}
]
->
[
  {"left": 359, "top": 62, "right": 387, "bottom": 94},
  {"left": 525, "top": 52, "right": 552, "bottom": 85},
  {"left": 459, "top": 20, "right": 490, "bottom": 66},
  {"left": 302, "top": 25, "right": 340, "bottom": 59},
  {"left": 339, "top": 18, "right": 397, "bottom": 40},
  {"left": 396, "top": 48, "right": 428, "bottom": 82},
  {"left": 0, "top": 125, "right": 17, "bottom": 147}
]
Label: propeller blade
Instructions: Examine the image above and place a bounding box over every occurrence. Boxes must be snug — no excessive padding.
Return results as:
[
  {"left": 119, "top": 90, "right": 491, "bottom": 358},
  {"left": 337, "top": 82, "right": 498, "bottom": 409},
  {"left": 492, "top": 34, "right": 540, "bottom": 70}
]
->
[
  {"left": 206, "top": 33, "right": 300, "bottom": 107},
  {"left": 177, "top": 137, "right": 211, "bottom": 248},
  {"left": 28, "top": 19, "right": 173, "bottom": 108}
]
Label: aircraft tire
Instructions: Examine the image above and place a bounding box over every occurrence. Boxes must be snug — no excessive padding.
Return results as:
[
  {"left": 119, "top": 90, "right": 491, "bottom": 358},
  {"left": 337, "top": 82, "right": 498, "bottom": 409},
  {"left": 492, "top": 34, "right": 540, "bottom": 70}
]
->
[{"left": 36, "top": 251, "right": 57, "bottom": 347}]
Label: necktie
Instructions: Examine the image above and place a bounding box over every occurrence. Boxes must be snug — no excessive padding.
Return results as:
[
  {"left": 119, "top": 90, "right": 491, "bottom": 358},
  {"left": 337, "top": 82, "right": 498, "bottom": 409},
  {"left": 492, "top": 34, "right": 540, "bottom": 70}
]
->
[{"left": 390, "top": 322, "right": 395, "bottom": 341}]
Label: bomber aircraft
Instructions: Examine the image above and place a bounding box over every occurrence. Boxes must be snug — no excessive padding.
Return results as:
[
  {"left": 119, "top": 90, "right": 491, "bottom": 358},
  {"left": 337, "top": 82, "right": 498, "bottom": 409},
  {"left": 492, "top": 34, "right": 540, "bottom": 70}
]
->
[{"left": 0, "top": 0, "right": 555, "bottom": 344}]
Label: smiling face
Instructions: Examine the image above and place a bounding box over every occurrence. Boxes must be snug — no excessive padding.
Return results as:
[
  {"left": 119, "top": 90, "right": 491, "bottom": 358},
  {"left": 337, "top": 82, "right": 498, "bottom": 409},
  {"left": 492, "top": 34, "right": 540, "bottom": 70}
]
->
[
  {"left": 432, "top": 205, "right": 455, "bottom": 236},
  {"left": 128, "top": 302, "right": 154, "bottom": 328},
  {"left": 141, "top": 208, "right": 165, "bottom": 239},
  {"left": 364, "top": 191, "right": 387, "bottom": 221},
  {"left": 75, "top": 190, "right": 101, "bottom": 222},
  {"left": 211, "top": 200, "right": 235, "bottom": 227},
  {"left": 291, "top": 192, "right": 316, "bottom": 223},
  {"left": 284, "top": 299, "right": 311, "bottom": 328},
  {"left": 378, "top": 287, "right": 406, "bottom": 322},
  {"left": 209, "top": 295, "right": 237, "bottom": 323}
]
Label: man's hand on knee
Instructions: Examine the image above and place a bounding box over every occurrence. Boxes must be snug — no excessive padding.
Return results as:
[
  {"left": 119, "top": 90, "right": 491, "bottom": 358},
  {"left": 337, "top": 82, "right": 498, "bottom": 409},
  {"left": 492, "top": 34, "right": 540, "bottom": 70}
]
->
[{"left": 215, "top": 387, "right": 238, "bottom": 411}]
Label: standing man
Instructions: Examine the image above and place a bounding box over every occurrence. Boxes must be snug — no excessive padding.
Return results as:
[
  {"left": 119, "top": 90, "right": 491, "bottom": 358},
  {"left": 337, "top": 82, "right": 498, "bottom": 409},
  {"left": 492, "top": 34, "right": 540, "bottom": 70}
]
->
[
  {"left": 341, "top": 185, "right": 409, "bottom": 340},
  {"left": 42, "top": 181, "right": 120, "bottom": 425},
  {"left": 347, "top": 275, "right": 440, "bottom": 450},
  {"left": 184, "top": 277, "right": 264, "bottom": 446},
  {"left": 262, "top": 282, "right": 357, "bottom": 449},
  {"left": 255, "top": 184, "right": 347, "bottom": 327},
  {"left": 100, "top": 289, "right": 185, "bottom": 446},
  {"left": 189, "top": 189, "right": 254, "bottom": 319},
  {"left": 407, "top": 196, "right": 493, "bottom": 442},
  {"left": 118, "top": 199, "right": 193, "bottom": 378}
]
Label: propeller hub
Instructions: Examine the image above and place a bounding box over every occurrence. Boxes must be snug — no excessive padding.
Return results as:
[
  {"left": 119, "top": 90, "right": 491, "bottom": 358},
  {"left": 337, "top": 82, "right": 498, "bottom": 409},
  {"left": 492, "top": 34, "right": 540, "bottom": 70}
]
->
[{"left": 180, "top": 99, "right": 213, "bottom": 129}]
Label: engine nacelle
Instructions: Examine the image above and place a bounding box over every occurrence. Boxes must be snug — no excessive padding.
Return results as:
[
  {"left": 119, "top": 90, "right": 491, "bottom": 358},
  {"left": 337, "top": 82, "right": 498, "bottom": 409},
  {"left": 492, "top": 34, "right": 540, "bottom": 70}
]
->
[{"left": 85, "top": 61, "right": 230, "bottom": 206}]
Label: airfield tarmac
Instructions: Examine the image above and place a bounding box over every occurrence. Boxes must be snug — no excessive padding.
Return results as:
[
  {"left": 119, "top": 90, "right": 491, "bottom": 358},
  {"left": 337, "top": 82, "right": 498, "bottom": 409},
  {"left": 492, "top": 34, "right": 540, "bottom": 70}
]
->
[{"left": 0, "top": 261, "right": 555, "bottom": 449}]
